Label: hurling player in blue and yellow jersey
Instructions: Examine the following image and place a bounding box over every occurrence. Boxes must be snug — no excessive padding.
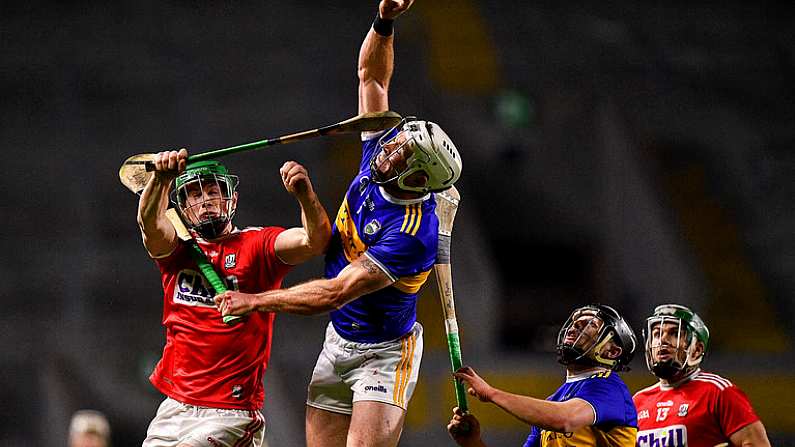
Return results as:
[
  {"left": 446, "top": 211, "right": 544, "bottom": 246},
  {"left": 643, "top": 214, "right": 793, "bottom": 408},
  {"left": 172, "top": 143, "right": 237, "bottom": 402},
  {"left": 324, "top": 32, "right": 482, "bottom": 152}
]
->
[
  {"left": 214, "top": 1, "right": 463, "bottom": 446},
  {"left": 448, "top": 305, "right": 638, "bottom": 447}
]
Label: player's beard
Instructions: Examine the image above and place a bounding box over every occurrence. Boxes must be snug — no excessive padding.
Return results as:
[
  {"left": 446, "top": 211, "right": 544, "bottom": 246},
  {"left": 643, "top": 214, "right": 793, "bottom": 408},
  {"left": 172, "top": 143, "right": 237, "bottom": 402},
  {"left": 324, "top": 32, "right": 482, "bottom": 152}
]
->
[
  {"left": 556, "top": 344, "right": 593, "bottom": 367},
  {"left": 651, "top": 358, "right": 683, "bottom": 380}
]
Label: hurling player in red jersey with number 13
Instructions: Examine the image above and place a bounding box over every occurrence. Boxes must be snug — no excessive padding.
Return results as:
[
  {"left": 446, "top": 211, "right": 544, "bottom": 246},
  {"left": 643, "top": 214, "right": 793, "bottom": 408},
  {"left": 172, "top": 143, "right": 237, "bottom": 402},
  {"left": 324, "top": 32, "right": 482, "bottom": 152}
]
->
[
  {"left": 137, "top": 151, "right": 330, "bottom": 447},
  {"left": 633, "top": 304, "right": 770, "bottom": 447}
]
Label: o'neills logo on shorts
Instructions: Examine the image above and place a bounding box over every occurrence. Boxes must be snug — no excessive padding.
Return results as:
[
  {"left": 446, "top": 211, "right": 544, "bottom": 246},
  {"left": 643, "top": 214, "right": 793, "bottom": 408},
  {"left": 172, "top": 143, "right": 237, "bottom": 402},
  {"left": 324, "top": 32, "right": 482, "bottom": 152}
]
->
[{"left": 364, "top": 385, "right": 388, "bottom": 393}]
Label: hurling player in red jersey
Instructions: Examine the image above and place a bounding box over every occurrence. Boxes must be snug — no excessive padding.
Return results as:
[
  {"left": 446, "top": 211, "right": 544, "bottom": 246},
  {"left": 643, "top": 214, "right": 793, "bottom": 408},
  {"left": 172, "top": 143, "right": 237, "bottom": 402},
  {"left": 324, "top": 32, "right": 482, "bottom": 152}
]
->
[
  {"left": 633, "top": 304, "right": 770, "bottom": 447},
  {"left": 214, "top": 1, "right": 464, "bottom": 447},
  {"left": 137, "top": 150, "right": 331, "bottom": 447}
]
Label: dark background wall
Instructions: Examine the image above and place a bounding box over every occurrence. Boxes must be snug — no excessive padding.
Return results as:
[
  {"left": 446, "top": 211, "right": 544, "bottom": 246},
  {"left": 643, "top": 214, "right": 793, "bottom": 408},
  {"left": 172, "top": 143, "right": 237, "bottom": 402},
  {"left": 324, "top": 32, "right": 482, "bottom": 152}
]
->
[{"left": 2, "top": 1, "right": 794, "bottom": 445}]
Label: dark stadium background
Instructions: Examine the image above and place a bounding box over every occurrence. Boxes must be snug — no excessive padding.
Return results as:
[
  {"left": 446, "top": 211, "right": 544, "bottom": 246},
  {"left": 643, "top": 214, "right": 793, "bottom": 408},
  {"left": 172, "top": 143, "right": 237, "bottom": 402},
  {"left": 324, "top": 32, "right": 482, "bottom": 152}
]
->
[{"left": 2, "top": 1, "right": 793, "bottom": 445}]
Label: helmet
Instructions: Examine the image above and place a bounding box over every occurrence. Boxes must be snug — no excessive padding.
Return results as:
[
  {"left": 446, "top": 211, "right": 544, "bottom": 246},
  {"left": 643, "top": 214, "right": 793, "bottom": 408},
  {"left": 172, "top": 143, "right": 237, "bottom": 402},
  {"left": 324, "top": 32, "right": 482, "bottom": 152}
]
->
[
  {"left": 643, "top": 304, "right": 709, "bottom": 379},
  {"left": 69, "top": 410, "right": 111, "bottom": 446},
  {"left": 556, "top": 304, "right": 638, "bottom": 371},
  {"left": 174, "top": 160, "right": 239, "bottom": 239},
  {"left": 370, "top": 118, "right": 462, "bottom": 194}
]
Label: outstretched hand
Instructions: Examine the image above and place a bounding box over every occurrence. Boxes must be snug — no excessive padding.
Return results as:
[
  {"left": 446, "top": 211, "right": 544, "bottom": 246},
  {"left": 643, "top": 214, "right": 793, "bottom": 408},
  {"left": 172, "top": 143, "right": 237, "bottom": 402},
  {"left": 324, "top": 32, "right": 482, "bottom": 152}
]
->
[
  {"left": 280, "top": 161, "right": 314, "bottom": 199},
  {"left": 454, "top": 366, "right": 496, "bottom": 403},
  {"left": 214, "top": 290, "right": 258, "bottom": 317},
  {"left": 379, "top": 0, "right": 415, "bottom": 20}
]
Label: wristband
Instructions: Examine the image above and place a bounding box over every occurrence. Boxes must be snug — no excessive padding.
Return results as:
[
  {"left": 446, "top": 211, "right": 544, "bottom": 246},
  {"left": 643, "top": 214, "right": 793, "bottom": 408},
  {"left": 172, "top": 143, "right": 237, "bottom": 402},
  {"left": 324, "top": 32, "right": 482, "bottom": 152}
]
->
[{"left": 372, "top": 13, "right": 394, "bottom": 36}]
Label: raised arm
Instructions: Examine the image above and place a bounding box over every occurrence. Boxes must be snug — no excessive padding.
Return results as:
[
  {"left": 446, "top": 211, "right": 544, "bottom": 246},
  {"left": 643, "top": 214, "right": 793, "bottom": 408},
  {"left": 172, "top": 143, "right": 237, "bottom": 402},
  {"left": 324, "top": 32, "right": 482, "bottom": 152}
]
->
[
  {"left": 273, "top": 161, "right": 331, "bottom": 265},
  {"left": 215, "top": 254, "right": 394, "bottom": 316},
  {"left": 137, "top": 149, "right": 187, "bottom": 258},
  {"left": 358, "top": 0, "right": 415, "bottom": 115},
  {"left": 454, "top": 367, "right": 596, "bottom": 434}
]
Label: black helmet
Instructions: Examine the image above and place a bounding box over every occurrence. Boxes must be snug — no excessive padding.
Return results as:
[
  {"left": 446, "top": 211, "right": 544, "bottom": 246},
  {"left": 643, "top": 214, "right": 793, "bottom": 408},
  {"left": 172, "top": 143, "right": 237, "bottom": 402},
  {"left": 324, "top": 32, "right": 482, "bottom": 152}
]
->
[{"left": 556, "top": 304, "right": 638, "bottom": 371}]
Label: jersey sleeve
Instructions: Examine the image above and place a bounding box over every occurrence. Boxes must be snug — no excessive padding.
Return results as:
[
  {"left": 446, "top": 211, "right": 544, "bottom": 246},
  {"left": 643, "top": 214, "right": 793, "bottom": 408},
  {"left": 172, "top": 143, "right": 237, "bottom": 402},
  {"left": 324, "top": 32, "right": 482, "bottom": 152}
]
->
[
  {"left": 575, "top": 376, "right": 633, "bottom": 426},
  {"left": 257, "top": 227, "right": 293, "bottom": 284},
  {"left": 716, "top": 384, "right": 760, "bottom": 437},
  {"left": 365, "top": 231, "right": 435, "bottom": 280},
  {"left": 154, "top": 240, "right": 189, "bottom": 271}
]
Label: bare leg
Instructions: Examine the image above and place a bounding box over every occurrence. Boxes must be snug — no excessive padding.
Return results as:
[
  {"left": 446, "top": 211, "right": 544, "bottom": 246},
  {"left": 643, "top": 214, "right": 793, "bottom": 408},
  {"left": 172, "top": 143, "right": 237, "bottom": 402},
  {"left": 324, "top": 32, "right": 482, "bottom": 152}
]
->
[
  {"left": 346, "top": 401, "right": 406, "bottom": 447},
  {"left": 306, "top": 405, "right": 351, "bottom": 447}
]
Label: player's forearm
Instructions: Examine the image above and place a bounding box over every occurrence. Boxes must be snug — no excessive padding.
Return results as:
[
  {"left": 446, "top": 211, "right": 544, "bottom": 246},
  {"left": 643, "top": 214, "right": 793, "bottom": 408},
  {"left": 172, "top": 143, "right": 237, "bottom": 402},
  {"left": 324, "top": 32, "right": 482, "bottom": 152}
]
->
[
  {"left": 137, "top": 177, "right": 173, "bottom": 235},
  {"left": 254, "top": 278, "right": 345, "bottom": 315},
  {"left": 358, "top": 27, "right": 393, "bottom": 113},
  {"left": 297, "top": 192, "right": 331, "bottom": 255},
  {"left": 489, "top": 389, "right": 588, "bottom": 433}
]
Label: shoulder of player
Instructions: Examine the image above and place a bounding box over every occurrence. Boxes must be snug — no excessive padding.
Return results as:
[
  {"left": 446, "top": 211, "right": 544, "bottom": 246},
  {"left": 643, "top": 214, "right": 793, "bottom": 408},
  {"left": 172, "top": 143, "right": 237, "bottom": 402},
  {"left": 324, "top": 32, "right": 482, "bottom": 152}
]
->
[
  {"left": 689, "top": 370, "right": 736, "bottom": 391},
  {"left": 222, "top": 226, "right": 286, "bottom": 244},
  {"left": 633, "top": 382, "right": 662, "bottom": 399},
  {"left": 235, "top": 225, "right": 283, "bottom": 234},
  {"left": 381, "top": 200, "right": 438, "bottom": 238},
  {"left": 578, "top": 370, "right": 632, "bottom": 393}
]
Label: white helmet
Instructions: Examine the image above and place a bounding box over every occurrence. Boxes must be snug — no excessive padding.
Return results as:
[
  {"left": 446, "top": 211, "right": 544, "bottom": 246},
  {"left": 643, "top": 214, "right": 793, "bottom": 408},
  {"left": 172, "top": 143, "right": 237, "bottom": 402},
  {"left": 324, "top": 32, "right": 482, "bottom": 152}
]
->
[{"left": 371, "top": 118, "right": 462, "bottom": 193}]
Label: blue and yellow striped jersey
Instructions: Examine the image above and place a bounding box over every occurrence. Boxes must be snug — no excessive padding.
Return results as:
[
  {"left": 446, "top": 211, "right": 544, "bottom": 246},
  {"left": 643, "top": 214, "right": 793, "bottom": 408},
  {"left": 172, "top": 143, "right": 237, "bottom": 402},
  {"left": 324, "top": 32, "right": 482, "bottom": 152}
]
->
[
  {"left": 524, "top": 370, "right": 638, "bottom": 447},
  {"left": 325, "top": 131, "right": 438, "bottom": 343}
]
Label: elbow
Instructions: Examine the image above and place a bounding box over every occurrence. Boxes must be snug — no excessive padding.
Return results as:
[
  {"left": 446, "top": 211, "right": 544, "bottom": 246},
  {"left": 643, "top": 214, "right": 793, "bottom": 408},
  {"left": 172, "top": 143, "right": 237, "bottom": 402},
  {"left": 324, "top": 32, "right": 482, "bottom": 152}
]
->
[
  {"left": 547, "top": 415, "right": 572, "bottom": 434},
  {"left": 309, "top": 224, "right": 332, "bottom": 256},
  {"left": 543, "top": 407, "right": 583, "bottom": 434},
  {"left": 326, "top": 278, "right": 358, "bottom": 311},
  {"left": 358, "top": 69, "right": 388, "bottom": 92}
]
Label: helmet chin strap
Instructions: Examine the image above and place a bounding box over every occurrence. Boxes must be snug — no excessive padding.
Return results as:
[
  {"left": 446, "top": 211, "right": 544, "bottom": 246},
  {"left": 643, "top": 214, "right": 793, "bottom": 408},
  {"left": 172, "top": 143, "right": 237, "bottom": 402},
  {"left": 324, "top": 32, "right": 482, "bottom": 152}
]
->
[
  {"left": 558, "top": 331, "right": 617, "bottom": 369},
  {"left": 590, "top": 332, "right": 619, "bottom": 368},
  {"left": 193, "top": 216, "right": 230, "bottom": 240}
]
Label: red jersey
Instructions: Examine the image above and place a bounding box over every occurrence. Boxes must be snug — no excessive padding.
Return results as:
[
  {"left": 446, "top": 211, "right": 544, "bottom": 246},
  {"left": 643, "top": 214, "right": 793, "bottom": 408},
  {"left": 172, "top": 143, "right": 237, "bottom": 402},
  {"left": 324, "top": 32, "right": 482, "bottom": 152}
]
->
[
  {"left": 633, "top": 369, "right": 759, "bottom": 447},
  {"left": 149, "top": 226, "right": 291, "bottom": 410}
]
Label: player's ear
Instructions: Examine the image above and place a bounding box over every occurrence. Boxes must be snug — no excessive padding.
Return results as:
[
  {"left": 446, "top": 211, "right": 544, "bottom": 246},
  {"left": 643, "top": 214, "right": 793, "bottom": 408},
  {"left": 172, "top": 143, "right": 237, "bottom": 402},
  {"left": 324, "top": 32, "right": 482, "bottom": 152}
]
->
[
  {"left": 602, "top": 341, "right": 623, "bottom": 360},
  {"left": 692, "top": 340, "right": 705, "bottom": 359}
]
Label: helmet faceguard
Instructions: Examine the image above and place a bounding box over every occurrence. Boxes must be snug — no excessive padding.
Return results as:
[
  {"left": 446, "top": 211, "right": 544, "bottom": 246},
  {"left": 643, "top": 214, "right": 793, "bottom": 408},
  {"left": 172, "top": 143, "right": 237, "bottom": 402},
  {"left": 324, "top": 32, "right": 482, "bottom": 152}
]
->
[
  {"left": 556, "top": 304, "right": 637, "bottom": 371},
  {"left": 173, "top": 161, "right": 239, "bottom": 240},
  {"left": 370, "top": 118, "right": 462, "bottom": 194},
  {"left": 643, "top": 304, "right": 709, "bottom": 380}
]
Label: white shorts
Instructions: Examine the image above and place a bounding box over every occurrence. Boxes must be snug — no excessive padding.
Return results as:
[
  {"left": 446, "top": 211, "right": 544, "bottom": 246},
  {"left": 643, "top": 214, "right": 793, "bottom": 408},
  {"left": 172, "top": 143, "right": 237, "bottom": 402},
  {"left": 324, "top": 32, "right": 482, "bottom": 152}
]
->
[
  {"left": 142, "top": 397, "right": 265, "bottom": 447},
  {"left": 306, "top": 322, "right": 424, "bottom": 414}
]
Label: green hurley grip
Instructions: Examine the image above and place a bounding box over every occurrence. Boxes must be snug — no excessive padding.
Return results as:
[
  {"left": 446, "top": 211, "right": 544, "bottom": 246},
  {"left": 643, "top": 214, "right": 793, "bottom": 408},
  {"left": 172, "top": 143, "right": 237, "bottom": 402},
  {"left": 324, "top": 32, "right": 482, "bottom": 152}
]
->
[
  {"left": 186, "top": 243, "right": 242, "bottom": 325},
  {"left": 447, "top": 332, "right": 469, "bottom": 413}
]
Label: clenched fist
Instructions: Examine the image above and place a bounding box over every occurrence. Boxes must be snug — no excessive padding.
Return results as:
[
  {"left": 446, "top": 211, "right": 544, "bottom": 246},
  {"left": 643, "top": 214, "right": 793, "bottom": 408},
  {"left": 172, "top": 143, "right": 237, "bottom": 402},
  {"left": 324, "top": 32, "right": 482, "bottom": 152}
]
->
[{"left": 379, "top": 0, "right": 415, "bottom": 20}]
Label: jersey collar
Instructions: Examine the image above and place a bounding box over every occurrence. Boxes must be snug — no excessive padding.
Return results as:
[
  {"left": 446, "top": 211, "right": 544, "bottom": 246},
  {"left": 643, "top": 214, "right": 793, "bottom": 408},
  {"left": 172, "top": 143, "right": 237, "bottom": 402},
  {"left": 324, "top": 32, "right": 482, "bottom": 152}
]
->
[
  {"left": 659, "top": 368, "right": 701, "bottom": 390},
  {"left": 378, "top": 186, "right": 430, "bottom": 205},
  {"left": 565, "top": 367, "right": 611, "bottom": 382}
]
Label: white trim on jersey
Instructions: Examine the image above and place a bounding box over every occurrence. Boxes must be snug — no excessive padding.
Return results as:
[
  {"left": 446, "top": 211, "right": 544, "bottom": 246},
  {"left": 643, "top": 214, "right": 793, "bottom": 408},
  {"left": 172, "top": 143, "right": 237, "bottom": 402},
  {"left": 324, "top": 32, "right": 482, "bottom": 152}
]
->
[
  {"left": 564, "top": 367, "right": 610, "bottom": 383},
  {"left": 693, "top": 372, "right": 733, "bottom": 391},
  {"left": 659, "top": 368, "right": 701, "bottom": 390},
  {"left": 697, "top": 372, "right": 733, "bottom": 387},
  {"left": 378, "top": 186, "right": 430, "bottom": 205},
  {"left": 363, "top": 251, "right": 398, "bottom": 283}
]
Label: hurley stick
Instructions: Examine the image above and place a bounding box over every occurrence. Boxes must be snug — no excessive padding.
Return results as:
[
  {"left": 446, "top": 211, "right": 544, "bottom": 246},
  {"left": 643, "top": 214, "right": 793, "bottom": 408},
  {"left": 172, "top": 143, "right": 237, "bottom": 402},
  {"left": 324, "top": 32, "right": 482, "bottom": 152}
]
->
[
  {"left": 433, "top": 186, "right": 468, "bottom": 413},
  {"left": 165, "top": 209, "right": 241, "bottom": 325},
  {"left": 119, "top": 111, "right": 402, "bottom": 195}
]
